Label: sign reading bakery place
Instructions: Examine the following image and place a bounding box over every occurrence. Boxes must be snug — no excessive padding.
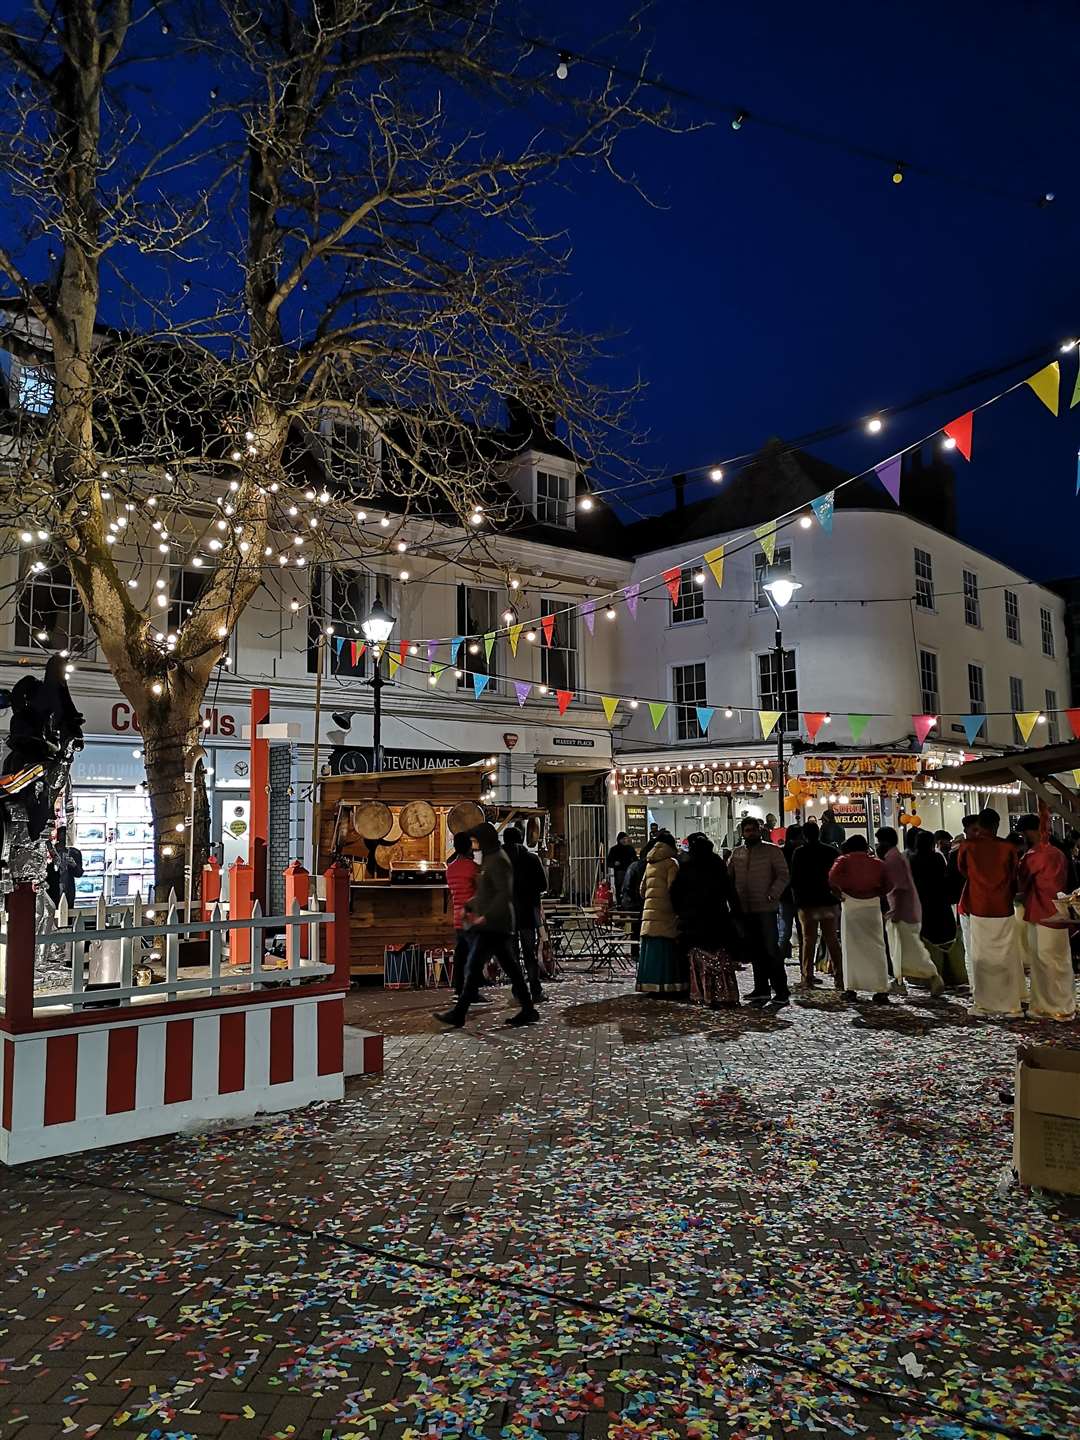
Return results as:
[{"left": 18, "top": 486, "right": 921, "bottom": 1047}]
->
[
  {"left": 326, "top": 746, "right": 485, "bottom": 777},
  {"left": 620, "top": 761, "right": 777, "bottom": 794}
]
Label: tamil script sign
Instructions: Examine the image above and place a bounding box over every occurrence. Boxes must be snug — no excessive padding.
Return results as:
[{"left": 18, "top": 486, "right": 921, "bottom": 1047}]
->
[
  {"left": 620, "top": 761, "right": 777, "bottom": 794},
  {"left": 805, "top": 755, "right": 920, "bottom": 777}
]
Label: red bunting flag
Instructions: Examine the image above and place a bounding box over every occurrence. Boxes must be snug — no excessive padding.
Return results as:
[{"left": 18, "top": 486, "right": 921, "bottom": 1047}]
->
[
  {"left": 912, "top": 714, "right": 937, "bottom": 745},
  {"left": 349, "top": 641, "right": 358, "bottom": 667},
  {"left": 556, "top": 689, "right": 574, "bottom": 716},
  {"left": 662, "top": 566, "right": 681, "bottom": 605},
  {"left": 803, "top": 712, "right": 827, "bottom": 741},
  {"left": 398, "top": 640, "right": 409, "bottom": 664},
  {"left": 943, "top": 411, "right": 973, "bottom": 460},
  {"left": 541, "top": 613, "right": 555, "bottom": 647},
  {"left": 1065, "top": 708, "right": 1080, "bottom": 740}
]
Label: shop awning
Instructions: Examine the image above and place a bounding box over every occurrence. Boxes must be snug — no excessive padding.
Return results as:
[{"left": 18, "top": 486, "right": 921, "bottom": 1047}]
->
[{"left": 928, "top": 740, "right": 1080, "bottom": 825}]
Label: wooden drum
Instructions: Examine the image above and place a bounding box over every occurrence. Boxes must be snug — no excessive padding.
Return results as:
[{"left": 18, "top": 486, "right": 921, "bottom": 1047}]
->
[
  {"left": 399, "top": 800, "right": 437, "bottom": 838},
  {"left": 352, "top": 800, "right": 393, "bottom": 841},
  {"left": 447, "top": 800, "right": 486, "bottom": 835}
]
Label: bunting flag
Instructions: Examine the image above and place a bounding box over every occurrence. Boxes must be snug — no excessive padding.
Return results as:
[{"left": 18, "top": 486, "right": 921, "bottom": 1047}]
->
[
  {"left": 943, "top": 411, "right": 973, "bottom": 460},
  {"left": 580, "top": 600, "right": 596, "bottom": 635},
  {"left": 556, "top": 689, "right": 574, "bottom": 716},
  {"left": 349, "top": 640, "right": 359, "bottom": 666},
  {"left": 541, "top": 613, "right": 555, "bottom": 646},
  {"left": 473, "top": 672, "right": 491, "bottom": 699},
  {"left": 662, "top": 566, "right": 682, "bottom": 605},
  {"left": 1025, "top": 361, "right": 1060, "bottom": 416},
  {"left": 508, "top": 623, "right": 523, "bottom": 656},
  {"left": 754, "top": 520, "right": 777, "bottom": 565},
  {"left": 810, "top": 493, "right": 834, "bottom": 533},
  {"left": 398, "top": 640, "right": 409, "bottom": 664},
  {"left": 648, "top": 701, "right": 668, "bottom": 731},
  {"left": 601, "top": 695, "right": 620, "bottom": 725},
  {"left": 759, "top": 709, "right": 781, "bottom": 739},
  {"left": 1014, "top": 710, "right": 1040, "bottom": 743},
  {"left": 695, "top": 706, "right": 715, "bottom": 733},
  {"left": 912, "top": 714, "right": 938, "bottom": 745},
  {"left": 1066, "top": 708, "right": 1080, "bottom": 739},
  {"left": 388, "top": 652, "right": 401, "bottom": 679},
  {"left": 803, "top": 712, "right": 827, "bottom": 741},
  {"left": 875, "top": 456, "right": 902, "bottom": 506},
  {"left": 1073, "top": 769, "right": 1080, "bottom": 788},
  {"left": 1073, "top": 362, "right": 1080, "bottom": 409},
  {"left": 483, "top": 631, "right": 495, "bottom": 661},
  {"left": 703, "top": 546, "right": 725, "bottom": 588},
  {"left": 427, "top": 639, "right": 438, "bottom": 662},
  {"left": 625, "top": 583, "right": 640, "bottom": 619},
  {"left": 430, "top": 662, "right": 446, "bottom": 684},
  {"left": 334, "top": 636, "right": 345, "bottom": 659},
  {"left": 451, "top": 637, "right": 463, "bottom": 665},
  {"left": 514, "top": 680, "right": 531, "bottom": 707},
  {"left": 960, "top": 713, "right": 986, "bottom": 745},
  {"left": 848, "top": 713, "right": 870, "bottom": 742}
]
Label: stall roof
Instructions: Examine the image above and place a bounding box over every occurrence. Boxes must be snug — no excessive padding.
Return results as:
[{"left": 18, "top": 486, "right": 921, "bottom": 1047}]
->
[{"left": 929, "top": 740, "right": 1080, "bottom": 824}]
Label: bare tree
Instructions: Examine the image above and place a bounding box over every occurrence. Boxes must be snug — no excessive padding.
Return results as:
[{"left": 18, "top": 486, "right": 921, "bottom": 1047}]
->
[{"left": 0, "top": 0, "right": 669, "bottom": 896}]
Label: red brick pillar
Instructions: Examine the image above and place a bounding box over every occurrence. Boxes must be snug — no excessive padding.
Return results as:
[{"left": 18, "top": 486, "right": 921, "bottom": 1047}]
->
[
  {"left": 283, "top": 859, "right": 310, "bottom": 960},
  {"left": 3, "top": 883, "right": 36, "bottom": 1027},
  {"left": 229, "top": 858, "right": 254, "bottom": 969},
  {"left": 248, "top": 687, "right": 271, "bottom": 911},
  {"left": 323, "top": 863, "right": 351, "bottom": 988}
]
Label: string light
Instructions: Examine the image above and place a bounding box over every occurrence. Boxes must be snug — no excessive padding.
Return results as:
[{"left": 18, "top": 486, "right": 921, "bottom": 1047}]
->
[
  {"left": 942, "top": 435, "right": 958, "bottom": 450},
  {"left": 555, "top": 50, "right": 571, "bottom": 79},
  {"left": 579, "top": 495, "right": 594, "bottom": 511},
  {"left": 866, "top": 417, "right": 883, "bottom": 434},
  {"left": 799, "top": 514, "right": 812, "bottom": 528},
  {"left": 731, "top": 111, "right": 747, "bottom": 131},
  {"left": 709, "top": 467, "right": 724, "bottom": 482},
  {"left": 892, "top": 163, "right": 904, "bottom": 185},
  {"left": 605, "top": 605, "right": 617, "bottom": 620},
  {"left": 693, "top": 571, "right": 705, "bottom": 585}
]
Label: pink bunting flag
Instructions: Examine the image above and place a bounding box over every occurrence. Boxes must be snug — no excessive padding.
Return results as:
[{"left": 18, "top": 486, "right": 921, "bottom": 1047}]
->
[
  {"left": 912, "top": 714, "right": 937, "bottom": 745},
  {"left": 625, "top": 583, "right": 640, "bottom": 619},
  {"left": 580, "top": 600, "right": 596, "bottom": 635},
  {"left": 875, "top": 456, "right": 902, "bottom": 506}
]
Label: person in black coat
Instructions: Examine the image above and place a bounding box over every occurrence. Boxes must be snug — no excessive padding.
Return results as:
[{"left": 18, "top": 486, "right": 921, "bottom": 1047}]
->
[
  {"left": 502, "top": 826, "right": 549, "bottom": 1002},
  {"left": 670, "top": 833, "right": 740, "bottom": 954},
  {"left": 46, "top": 827, "right": 83, "bottom": 909},
  {"left": 606, "top": 832, "right": 637, "bottom": 904}
]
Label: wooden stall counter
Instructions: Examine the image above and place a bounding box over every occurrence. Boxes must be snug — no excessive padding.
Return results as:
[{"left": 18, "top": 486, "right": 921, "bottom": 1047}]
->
[{"left": 317, "top": 766, "right": 486, "bottom": 979}]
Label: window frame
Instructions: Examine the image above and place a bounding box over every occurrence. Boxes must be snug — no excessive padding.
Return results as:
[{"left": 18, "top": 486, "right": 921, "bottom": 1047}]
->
[
  {"left": 914, "top": 547, "right": 935, "bottom": 612},
  {"left": 753, "top": 544, "right": 792, "bottom": 610},
  {"left": 1009, "top": 675, "right": 1025, "bottom": 741},
  {"left": 307, "top": 566, "right": 381, "bottom": 679},
  {"left": 457, "top": 583, "right": 503, "bottom": 693},
  {"left": 1004, "top": 589, "right": 1021, "bottom": 645},
  {"left": 755, "top": 646, "right": 798, "bottom": 733},
  {"left": 1046, "top": 688, "right": 1060, "bottom": 745},
  {"left": 918, "top": 648, "right": 939, "bottom": 716},
  {"left": 13, "top": 558, "right": 94, "bottom": 657},
  {"left": 670, "top": 564, "right": 705, "bottom": 626},
  {"left": 967, "top": 661, "right": 985, "bottom": 715},
  {"left": 1040, "top": 606, "right": 1055, "bottom": 658},
  {"left": 962, "top": 569, "right": 981, "bottom": 628},
  {"left": 671, "top": 660, "right": 708, "bottom": 741},
  {"left": 534, "top": 468, "right": 574, "bottom": 529},
  {"left": 540, "top": 597, "right": 579, "bottom": 693}
]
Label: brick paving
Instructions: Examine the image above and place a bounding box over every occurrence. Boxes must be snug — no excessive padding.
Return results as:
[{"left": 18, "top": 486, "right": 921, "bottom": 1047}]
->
[{"left": 0, "top": 966, "right": 1078, "bottom": 1438}]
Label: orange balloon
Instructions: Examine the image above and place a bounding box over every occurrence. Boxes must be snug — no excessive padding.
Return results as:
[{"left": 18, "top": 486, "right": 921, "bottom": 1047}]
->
[
  {"left": 910, "top": 814, "right": 923, "bottom": 827},
  {"left": 786, "top": 777, "right": 802, "bottom": 794},
  {"left": 783, "top": 795, "right": 799, "bottom": 812}
]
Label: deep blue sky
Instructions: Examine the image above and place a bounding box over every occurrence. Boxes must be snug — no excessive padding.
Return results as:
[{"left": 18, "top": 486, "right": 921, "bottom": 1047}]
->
[{"left": 537, "top": 0, "right": 1080, "bottom": 576}]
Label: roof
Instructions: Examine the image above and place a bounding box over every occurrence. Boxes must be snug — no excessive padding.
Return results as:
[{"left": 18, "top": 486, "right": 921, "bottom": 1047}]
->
[{"left": 931, "top": 740, "right": 1080, "bottom": 786}]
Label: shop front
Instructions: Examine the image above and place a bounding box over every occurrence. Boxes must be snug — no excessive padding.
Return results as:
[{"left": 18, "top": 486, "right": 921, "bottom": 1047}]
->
[{"left": 613, "top": 754, "right": 780, "bottom": 850}]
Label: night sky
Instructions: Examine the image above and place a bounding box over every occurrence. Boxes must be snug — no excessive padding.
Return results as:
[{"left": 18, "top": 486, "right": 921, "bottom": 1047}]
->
[{"left": 537, "top": 0, "right": 1080, "bottom": 577}]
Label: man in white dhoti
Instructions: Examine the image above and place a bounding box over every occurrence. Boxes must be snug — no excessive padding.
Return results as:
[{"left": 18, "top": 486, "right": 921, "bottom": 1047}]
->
[
  {"left": 958, "top": 808, "right": 1023, "bottom": 1017},
  {"left": 1017, "top": 812, "right": 1077, "bottom": 1021},
  {"left": 828, "top": 836, "right": 889, "bottom": 1002},
  {"left": 876, "top": 828, "right": 945, "bottom": 997}
]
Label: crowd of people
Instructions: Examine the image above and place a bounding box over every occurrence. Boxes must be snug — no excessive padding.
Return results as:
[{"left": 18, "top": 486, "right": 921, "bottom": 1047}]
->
[{"left": 613, "top": 808, "right": 1078, "bottom": 1019}]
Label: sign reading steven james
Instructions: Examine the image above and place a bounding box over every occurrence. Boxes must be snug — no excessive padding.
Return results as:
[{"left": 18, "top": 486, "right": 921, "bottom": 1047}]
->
[{"left": 619, "top": 760, "right": 777, "bottom": 794}]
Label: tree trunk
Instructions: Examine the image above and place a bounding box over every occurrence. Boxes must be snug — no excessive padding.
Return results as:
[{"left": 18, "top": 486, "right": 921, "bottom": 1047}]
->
[{"left": 136, "top": 685, "right": 209, "bottom": 902}]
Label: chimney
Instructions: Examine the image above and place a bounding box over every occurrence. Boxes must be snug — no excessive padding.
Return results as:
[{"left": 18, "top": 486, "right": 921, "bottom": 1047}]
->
[{"left": 672, "top": 472, "right": 686, "bottom": 511}]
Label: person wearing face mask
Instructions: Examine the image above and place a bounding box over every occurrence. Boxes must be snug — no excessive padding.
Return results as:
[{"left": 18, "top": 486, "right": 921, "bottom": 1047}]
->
[
  {"left": 875, "top": 827, "right": 945, "bottom": 997},
  {"left": 728, "top": 816, "right": 789, "bottom": 1006}
]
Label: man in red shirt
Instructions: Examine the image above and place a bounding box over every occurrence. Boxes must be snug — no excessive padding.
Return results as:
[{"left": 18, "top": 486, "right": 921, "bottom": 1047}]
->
[
  {"left": 958, "top": 808, "right": 1022, "bottom": 1016},
  {"left": 828, "top": 835, "right": 889, "bottom": 1001},
  {"left": 1017, "top": 811, "right": 1076, "bottom": 1019},
  {"left": 445, "top": 831, "right": 480, "bottom": 999}
]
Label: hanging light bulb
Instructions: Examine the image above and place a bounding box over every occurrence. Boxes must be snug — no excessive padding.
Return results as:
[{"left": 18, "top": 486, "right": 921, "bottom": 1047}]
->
[
  {"left": 724, "top": 706, "right": 733, "bottom": 718},
  {"left": 731, "top": 111, "right": 747, "bottom": 131},
  {"left": 579, "top": 495, "right": 594, "bottom": 511},
  {"left": 799, "top": 514, "right": 812, "bottom": 528},
  {"left": 694, "top": 570, "right": 706, "bottom": 584},
  {"left": 605, "top": 605, "right": 617, "bottom": 620},
  {"left": 709, "top": 466, "right": 724, "bottom": 482},
  {"left": 892, "top": 163, "right": 904, "bottom": 184},
  {"left": 866, "top": 417, "right": 883, "bottom": 434},
  {"left": 630, "top": 699, "right": 639, "bottom": 709},
  {"left": 942, "top": 435, "right": 957, "bottom": 450},
  {"left": 555, "top": 50, "right": 571, "bottom": 79}
]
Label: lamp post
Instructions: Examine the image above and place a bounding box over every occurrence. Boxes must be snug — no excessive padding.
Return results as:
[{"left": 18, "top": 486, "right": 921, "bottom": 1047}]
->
[
  {"left": 361, "top": 594, "right": 397, "bottom": 774},
  {"left": 184, "top": 741, "right": 208, "bottom": 916},
  {"left": 762, "top": 564, "right": 801, "bottom": 826}
]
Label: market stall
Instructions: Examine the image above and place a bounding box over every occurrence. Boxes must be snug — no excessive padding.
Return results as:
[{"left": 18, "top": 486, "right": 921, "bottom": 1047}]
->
[{"left": 316, "top": 766, "right": 485, "bottom": 978}]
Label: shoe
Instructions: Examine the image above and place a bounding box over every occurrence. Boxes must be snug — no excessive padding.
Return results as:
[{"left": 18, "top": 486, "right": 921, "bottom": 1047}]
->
[
  {"left": 436, "top": 1009, "right": 466, "bottom": 1027},
  {"left": 505, "top": 1009, "right": 539, "bottom": 1027},
  {"left": 769, "top": 993, "right": 790, "bottom": 1008},
  {"left": 929, "top": 977, "right": 946, "bottom": 998},
  {"left": 841, "top": 989, "right": 857, "bottom": 1001},
  {"left": 746, "top": 989, "right": 771, "bottom": 1003},
  {"left": 872, "top": 992, "right": 890, "bottom": 1005},
  {"left": 532, "top": 991, "right": 549, "bottom": 1003},
  {"left": 471, "top": 994, "right": 493, "bottom": 1006}
]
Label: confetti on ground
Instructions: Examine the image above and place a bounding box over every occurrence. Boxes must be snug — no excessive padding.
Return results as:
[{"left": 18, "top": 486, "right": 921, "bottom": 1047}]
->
[{"left": 0, "top": 972, "right": 1078, "bottom": 1438}]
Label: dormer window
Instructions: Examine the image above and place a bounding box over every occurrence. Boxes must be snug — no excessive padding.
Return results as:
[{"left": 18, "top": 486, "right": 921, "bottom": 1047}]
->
[{"left": 536, "top": 469, "right": 573, "bottom": 528}]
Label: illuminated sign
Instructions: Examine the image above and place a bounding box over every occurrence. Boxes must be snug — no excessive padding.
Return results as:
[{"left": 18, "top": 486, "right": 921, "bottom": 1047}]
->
[{"left": 618, "top": 761, "right": 777, "bottom": 794}]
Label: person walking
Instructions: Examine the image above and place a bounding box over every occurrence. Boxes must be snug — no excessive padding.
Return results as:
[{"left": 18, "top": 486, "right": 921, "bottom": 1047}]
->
[
  {"left": 606, "top": 832, "right": 637, "bottom": 910},
  {"left": 777, "top": 824, "right": 804, "bottom": 961},
  {"left": 788, "top": 819, "right": 841, "bottom": 988},
  {"left": 910, "top": 829, "right": 967, "bottom": 987},
  {"left": 503, "top": 826, "right": 549, "bottom": 1004},
  {"left": 957, "top": 808, "right": 1023, "bottom": 1017},
  {"left": 876, "top": 827, "right": 945, "bottom": 996},
  {"left": 445, "top": 830, "right": 480, "bottom": 998},
  {"left": 1016, "top": 811, "right": 1076, "bottom": 1020},
  {"left": 828, "top": 835, "right": 889, "bottom": 1001},
  {"left": 438, "top": 823, "right": 538, "bottom": 1028},
  {"left": 636, "top": 830, "right": 687, "bottom": 997},
  {"left": 728, "top": 816, "right": 790, "bottom": 1006}
]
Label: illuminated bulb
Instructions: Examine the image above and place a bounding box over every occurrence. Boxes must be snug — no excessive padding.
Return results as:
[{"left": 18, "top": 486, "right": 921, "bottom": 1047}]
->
[
  {"left": 216, "top": 624, "right": 228, "bottom": 638},
  {"left": 105, "top": 533, "right": 117, "bottom": 544},
  {"left": 468, "top": 642, "right": 480, "bottom": 655},
  {"left": 892, "top": 163, "right": 904, "bottom": 184},
  {"left": 379, "top": 515, "right": 390, "bottom": 527},
  {"left": 724, "top": 706, "right": 733, "bottom": 718},
  {"left": 244, "top": 429, "right": 254, "bottom": 441},
  {"left": 308, "top": 517, "right": 318, "bottom": 529},
  {"left": 132, "top": 748, "right": 142, "bottom": 759},
  {"left": 942, "top": 435, "right": 957, "bottom": 450},
  {"left": 156, "top": 594, "right": 168, "bottom": 608},
  {"left": 731, "top": 111, "right": 747, "bottom": 130},
  {"left": 278, "top": 553, "right": 288, "bottom": 566},
  {"left": 208, "top": 539, "right": 222, "bottom": 551},
  {"left": 1037, "top": 713, "right": 1047, "bottom": 725},
  {"left": 356, "top": 510, "right": 367, "bottom": 522},
  {"left": 37, "top": 529, "right": 48, "bottom": 540},
  {"left": 429, "top": 674, "right": 438, "bottom": 685},
  {"left": 555, "top": 51, "right": 570, "bottom": 79},
  {"left": 290, "top": 599, "right": 300, "bottom": 612},
  {"left": 399, "top": 569, "right": 409, "bottom": 581},
  {"left": 396, "top": 539, "right": 407, "bottom": 552},
  {"left": 502, "top": 609, "right": 515, "bottom": 624},
  {"left": 161, "top": 845, "right": 174, "bottom": 858},
  {"left": 510, "top": 578, "right": 520, "bottom": 590},
  {"left": 605, "top": 606, "right": 617, "bottom": 620},
  {"left": 408, "top": 643, "right": 419, "bottom": 655},
  {"left": 453, "top": 668, "right": 462, "bottom": 678},
  {"left": 202, "top": 716, "right": 211, "bottom": 729},
  {"left": 36, "top": 629, "right": 48, "bottom": 641},
  {"left": 158, "top": 543, "right": 169, "bottom": 554},
  {"left": 526, "top": 628, "right": 537, "bottom": 643},
  {"left": 151, "top": 681, "right": 164, "bottom": 696},
  {"left": 287, "top": 505, "right": 298, "bottom": 517},
  {"left": 127, "top": 578, "right": 137, "bottom": 588},
  {"left": 1061, "top": 340, "right": 1077, "bottom": 353},
  {"left": 318, "top": 491, "right": 330, "bottom": 504},
  {"left": 228, "top": 479, "right": 240, "bottom": 493},
  {"left": 19, "top": 531, "right": 31, "bottom": 543},
  {"left": 293, "top": 535, "right": 304, "bottom": 545},
  {"left": 230, "top": 449, "right": 241, "bottom": 461},
  {"left": 325, "top": 625, "right": 334, "bottom": 636},
  {"left": 579, "top": 496, "right": 594, "bottom": 511},
  {"left": 539, "top": 684, "right": 549, "bottom": 695},
  {"left": 264, "top": 545, "right": 272, "bottom": 556},
  {"left": 223, "top": 504, "right": 234, "bottom": 517},
  {"left": 694, "top": 571, "right": 705, "bottom": 584},
  {"left": 866, "top": 417, "right": 883, "bottom": 434},
  {"left": 238, "top": 540, "right": 250, "bottom": 553},
  {"left": 296, "top": 556, "right": 306, "bottom": 567},
  {"left": 823, "top": 713, "right": 832, "bottom": 724},
  {"left": 799, "top": 514, "right": 812, "bottom": 528},
  {"left": 147, "top": 496, "right": 156, "bottom": 506},
  {"left": 115, "top": 517, "right": 127, "bottom": 529}
]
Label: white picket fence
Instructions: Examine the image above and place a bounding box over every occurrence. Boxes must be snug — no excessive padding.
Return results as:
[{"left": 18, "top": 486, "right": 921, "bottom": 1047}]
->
[{"left": 9, "top": 892, "right": 332, "bottom": 1016}]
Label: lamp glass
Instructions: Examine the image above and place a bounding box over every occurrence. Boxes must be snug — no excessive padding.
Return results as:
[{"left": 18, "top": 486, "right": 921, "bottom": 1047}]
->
[
  {"left": 361, "top": 595, "right": 396, "bottom": 646},
  {"left": 762, "top": 568, "right": 801, "bottom": 609}
]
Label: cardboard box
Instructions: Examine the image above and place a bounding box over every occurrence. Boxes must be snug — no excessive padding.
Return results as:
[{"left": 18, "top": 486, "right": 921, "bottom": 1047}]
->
[{"left": 1014, "top": 1045, "right": 1080, "bottom": 1194}]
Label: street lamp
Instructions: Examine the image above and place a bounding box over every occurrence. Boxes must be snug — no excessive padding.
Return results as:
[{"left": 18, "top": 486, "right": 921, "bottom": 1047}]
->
[
  {"left": 361, "top": 594, "right": 397, "bottom": 773},
  {"left": 762, "top": 564, "right": 801, "bottom": 822}
]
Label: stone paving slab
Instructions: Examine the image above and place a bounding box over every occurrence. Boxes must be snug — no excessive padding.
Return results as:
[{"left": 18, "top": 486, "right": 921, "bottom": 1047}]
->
[{"left": 0, "top": 967, "right": 1078, "bottom": 1438}]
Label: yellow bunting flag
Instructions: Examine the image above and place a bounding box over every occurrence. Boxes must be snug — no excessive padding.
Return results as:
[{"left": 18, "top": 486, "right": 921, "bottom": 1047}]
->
[
  {"left": 388, "top": 652, "right": 401, "bottom": 678},
  {"left": 754, "top": 521, "right": 777, "bottom": 565},
  {"left": 1025, "top": 361, "right": 1060, "bottom": 416},
  {"left": 1015, "top": 710, "right": 1040, "bottom": 743},
  {"left": 1072, "top": 769, "right": 1080, "bottom": 787},
  {"left": 601, "top": 695, "right": 620, "bottom": 725},
  {"left": 759, "top": 709, "right": 781, "bottom": 739},
  {"left": 704, "top": 545, "right": 725, "bottom": 588},
  {"left": 648, "top": 701, "right": 668, "bottom": 731},
  {"left": 509, "top": 623, "right": 523, "bottom": 656}
]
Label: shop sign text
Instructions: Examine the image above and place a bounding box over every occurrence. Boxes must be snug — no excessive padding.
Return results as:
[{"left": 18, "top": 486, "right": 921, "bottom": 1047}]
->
[
  {"left": 112, "top": 702, "right": 237, "bottom": 736},
  {"left": 622, "top": 762, "right": 776, "bottom": 794}
]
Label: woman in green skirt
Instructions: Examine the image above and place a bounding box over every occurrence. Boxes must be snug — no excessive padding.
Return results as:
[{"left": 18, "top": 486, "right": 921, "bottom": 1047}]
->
[{"left": 636, "top": 832, "right": 687, "bottom": 997}]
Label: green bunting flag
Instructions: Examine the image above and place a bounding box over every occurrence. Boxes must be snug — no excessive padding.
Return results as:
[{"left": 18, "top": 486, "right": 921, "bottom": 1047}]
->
[
  {"left": 848, "top": 713, "right": 870, "bottom": 742},
  {"left": 648, "top": 701, "right": 668, "bottom": 731}
]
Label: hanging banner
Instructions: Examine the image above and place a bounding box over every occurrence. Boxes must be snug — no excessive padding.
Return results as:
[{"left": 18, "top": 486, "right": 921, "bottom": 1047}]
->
[
  {"left": 960, "top": 713, "right": 986, "bottom": 745},
  {"left": 810, "top": 493, "right": 834, "bottom": 533},
  {"left": 803, "top": 712, "right": 827, "bottom": 740},
  {"left": 759, "top": 709, "right": 781, "bottom": 739},
  {"left": 754, "top": 520, "right": 777, "bottom": 565},
  {"left": 601, "top": 695, "right": 620, "bottom": 725},
  {"left": 541, "top": 613, "right": 555, "bottom": 646},
  {"left": 398, "top": 640, "right": 410, "bottom": 664},
  {"left": 704, "top": 546, "right": 725, "bottom": 587},
  {"left": 848, "top": 714, "right": 871, "bottom": 742},
  {"left": 514, "top": 681, "right": 531, "bottom": 707},
  {"left": 556, "top": 689, "right": 574, "bottom": 716},
  {"left": 874, "top": 456, "right": 902, "bottom": 506},
  {"left": 388, "top": 652, "right": 401, "bottom": 678},
  {"left": 943, "top": 411, "right": 973, "bottom": 460},
  {"left": 648, "top": 701, "right": 668, "bottom": 731},
  {"left": 427, "top": 640, "right": 438, "bottom": 662},
  {"left": 912, "top": 714, "right": 938, "bottom": 745},
  {"left": 662, "top": 567, "right": 681, "bottom": 605},
  {"left": 509, "top": 623, "right": 523, "bottom": 656},
  {"left": 451, "top": 637, "right": 463, "bottom": 665},
  {"left": 625, "top": 583, "right": 640, "bottom": 619},
  {"left": 430, "top": 662, "right": 446, "bottom": 684},
  {"left": 695, "top": 706, "right": 715, "bottom": 733},
  {"left": 580, "top": 600, "right": 596, "bottom": 635},
  {"left": 1025, "top": 361, "right": 1060, "bottom": 416},
  {"left": 1014, "top": 710, "right": 1040, "bottom": 743},
  {"left": 473, "top": 673, "right": 491, "bottom": 699},
  {"left": 483, "top": 631, "right": 495, "bottom": 661},
  {"left": 1066, "top": 708, "right": 1080, "bottom": 740}
]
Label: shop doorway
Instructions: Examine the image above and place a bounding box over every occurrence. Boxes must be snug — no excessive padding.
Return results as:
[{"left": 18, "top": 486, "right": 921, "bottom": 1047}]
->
[
  {"left": 217, "top": 797, "right": 250, "bottom": 899},
  {"left": 567, "top": 803, "right": 606, "bottom": 905}
]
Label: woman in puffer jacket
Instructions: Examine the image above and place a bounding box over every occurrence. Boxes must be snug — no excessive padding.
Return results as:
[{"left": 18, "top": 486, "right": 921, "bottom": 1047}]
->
[{"left": 636, "top": 831, "right": 688, "bottom": 997}]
